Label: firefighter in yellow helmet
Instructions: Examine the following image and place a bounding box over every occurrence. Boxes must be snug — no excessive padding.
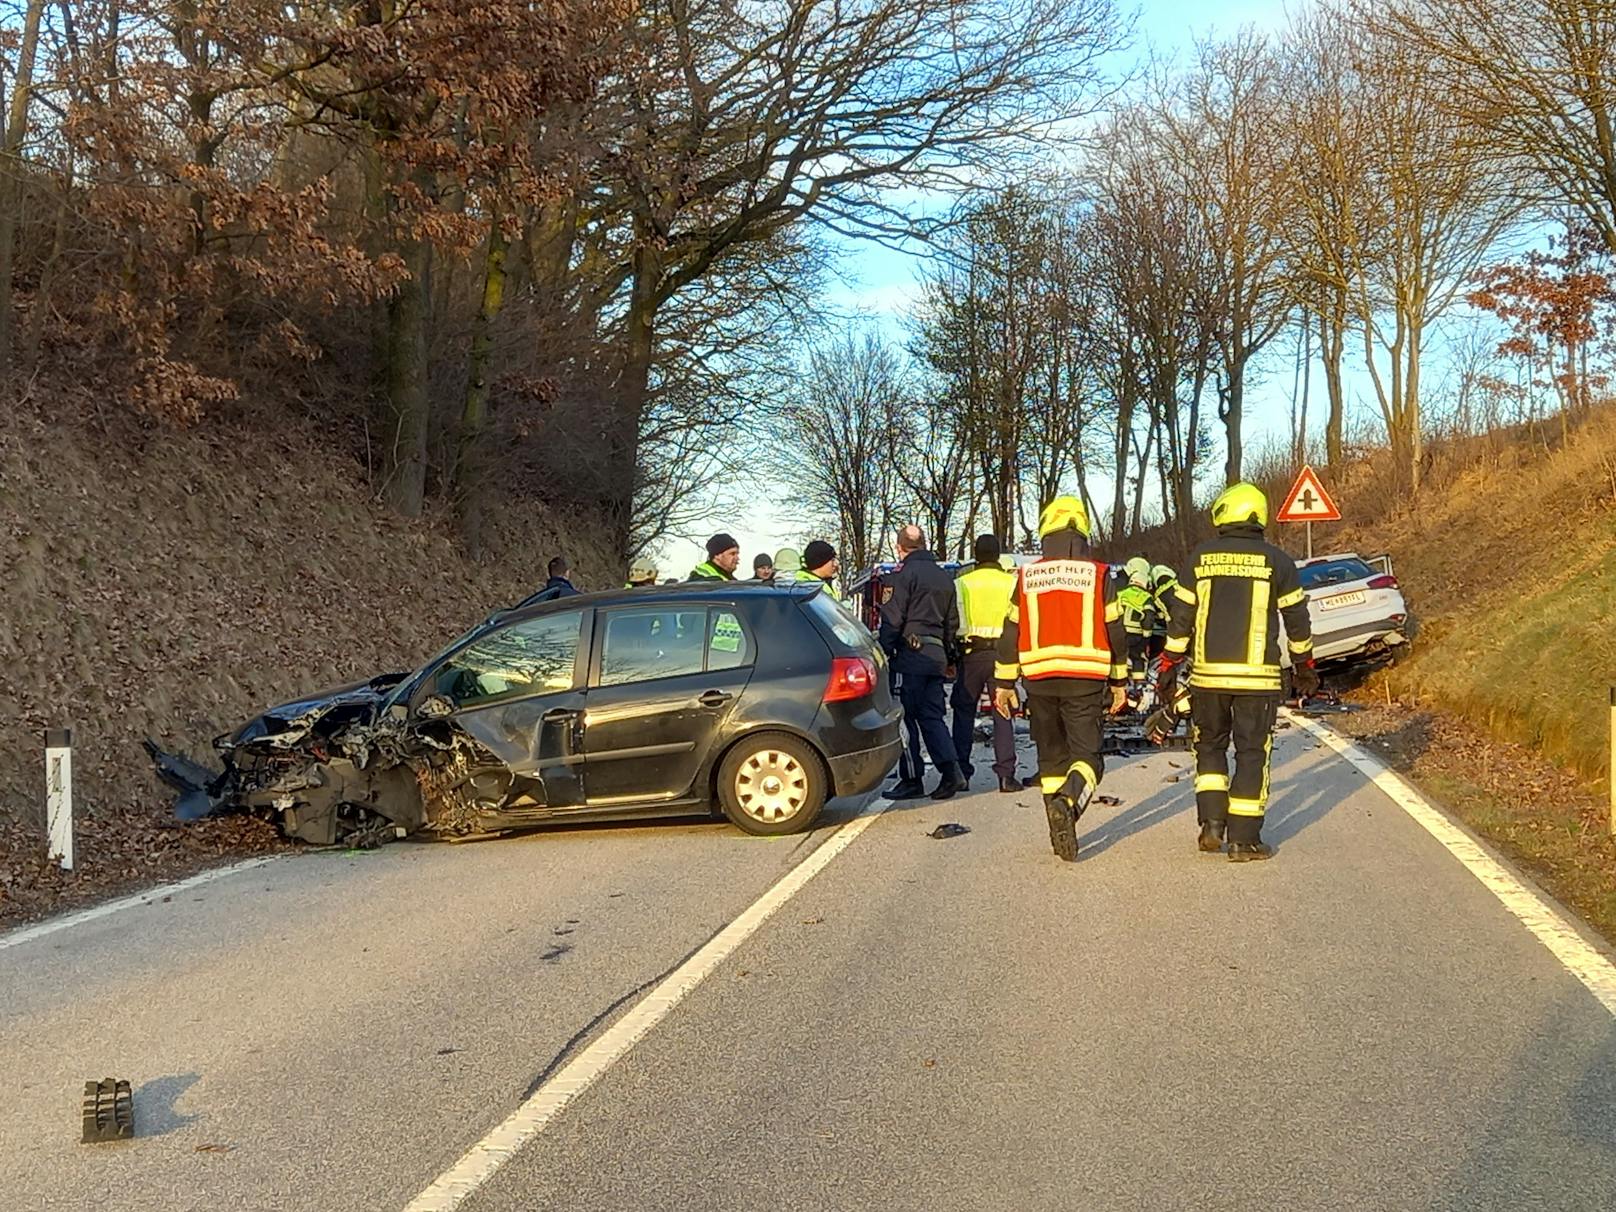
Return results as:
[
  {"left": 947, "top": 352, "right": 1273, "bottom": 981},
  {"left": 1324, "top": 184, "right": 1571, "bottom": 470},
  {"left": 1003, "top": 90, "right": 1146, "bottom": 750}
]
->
[
  {"left": 994, "top": 496, "right": 1129, "bottom": 862},
  {"left": 1159, "top": 483, "right": 1318, "bottom": 861},
  {"left": 1117, "top": 556, "right": 1156, "bottom": 705}
]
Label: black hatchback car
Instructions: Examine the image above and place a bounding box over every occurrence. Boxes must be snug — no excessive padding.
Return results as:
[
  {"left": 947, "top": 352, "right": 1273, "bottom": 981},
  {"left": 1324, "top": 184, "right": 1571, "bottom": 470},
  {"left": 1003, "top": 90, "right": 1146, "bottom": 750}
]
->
[{"left": 149, "top": 583, "right": 902, "bottom": 846}]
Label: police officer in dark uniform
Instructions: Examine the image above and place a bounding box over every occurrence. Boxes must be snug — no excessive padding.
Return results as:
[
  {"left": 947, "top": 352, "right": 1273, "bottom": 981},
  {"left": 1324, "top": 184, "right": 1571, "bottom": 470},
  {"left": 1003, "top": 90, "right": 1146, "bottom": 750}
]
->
[{"left": 879, "top": 524, "right": 966, "bottom": 801}]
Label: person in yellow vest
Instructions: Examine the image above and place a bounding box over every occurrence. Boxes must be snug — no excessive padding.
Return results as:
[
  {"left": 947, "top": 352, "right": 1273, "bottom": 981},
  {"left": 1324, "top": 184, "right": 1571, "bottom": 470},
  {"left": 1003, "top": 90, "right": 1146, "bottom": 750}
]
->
[
  {"left": 951, "top": 534, "right": 1020, "bottom": 793},
  {"left": 1118, "top": 556, "right": 1156, "bottom": 705},
  {"left": 994, "top": 497, "right": 1129, "bottom": 862},
  {"left": 797, "top": 540, "right": 842, "bottom": 599}
]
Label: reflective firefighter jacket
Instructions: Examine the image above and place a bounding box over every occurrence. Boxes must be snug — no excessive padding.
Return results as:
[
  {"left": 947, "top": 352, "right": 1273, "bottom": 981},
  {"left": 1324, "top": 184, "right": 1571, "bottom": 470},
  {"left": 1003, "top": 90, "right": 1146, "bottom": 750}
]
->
[
  {"left": 1117, "top": 584, "right": 1156, "bottom": 637},
  {"left": 1165, "top": 525, "right": 1314, "bottom": 693},
  {"left": 1149, "top": 576, "right": 1177, "bottom": 637},
  {"left": 994, "top": 557, "right": 1128, "bottom": 686},
  {"left": 955, "top": 563, "right": 1018, "bottom": 645}
]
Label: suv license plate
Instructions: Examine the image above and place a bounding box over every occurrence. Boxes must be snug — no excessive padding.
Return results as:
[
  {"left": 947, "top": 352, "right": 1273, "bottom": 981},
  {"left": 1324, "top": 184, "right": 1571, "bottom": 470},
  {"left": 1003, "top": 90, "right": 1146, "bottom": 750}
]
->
[{"left": 1319, "top": 590, "right": 1368, "bottom": 610}]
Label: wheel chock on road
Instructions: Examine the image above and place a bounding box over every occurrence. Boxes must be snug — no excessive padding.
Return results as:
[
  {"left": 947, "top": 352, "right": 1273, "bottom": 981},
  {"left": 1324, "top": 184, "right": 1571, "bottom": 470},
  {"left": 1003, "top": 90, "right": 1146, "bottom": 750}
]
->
[{"left": 81, "top": 1078, "right": 134, "bottom": 1143}]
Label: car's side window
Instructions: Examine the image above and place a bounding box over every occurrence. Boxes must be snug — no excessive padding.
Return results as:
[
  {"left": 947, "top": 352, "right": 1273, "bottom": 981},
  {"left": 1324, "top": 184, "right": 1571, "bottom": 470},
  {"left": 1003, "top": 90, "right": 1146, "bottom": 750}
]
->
[
  {"left": 435, "top": 612, "right": 584, "bottom": 707},
  {"left": 599, "top": 608, "right": 707, "bottom": 686},
  {"left": 707, "top": 609, "right": 753, "bottom": 671}
]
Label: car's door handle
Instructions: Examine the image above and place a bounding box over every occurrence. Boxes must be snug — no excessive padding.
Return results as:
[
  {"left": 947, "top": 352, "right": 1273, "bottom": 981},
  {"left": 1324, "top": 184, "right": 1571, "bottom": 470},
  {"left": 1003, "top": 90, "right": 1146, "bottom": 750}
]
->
[
  {"left": 698, "top": 690, "right": 733, "bottom": 708},
  {"left": 542, "top": 708, "right": 579, "bottom": 724}
]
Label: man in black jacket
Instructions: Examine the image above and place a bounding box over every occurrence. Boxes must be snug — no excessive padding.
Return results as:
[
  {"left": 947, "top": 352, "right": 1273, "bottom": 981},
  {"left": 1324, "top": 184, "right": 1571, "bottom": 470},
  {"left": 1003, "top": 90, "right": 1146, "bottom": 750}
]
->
[
  {"left": 879, "top": 524, "right": 965, "bottom": 801},
  {"left": 518, "top": 555, "right": 579, "bottom": 607},
  {"left": 1161, "top": 482, "right": 1318, "bottom": 862}
]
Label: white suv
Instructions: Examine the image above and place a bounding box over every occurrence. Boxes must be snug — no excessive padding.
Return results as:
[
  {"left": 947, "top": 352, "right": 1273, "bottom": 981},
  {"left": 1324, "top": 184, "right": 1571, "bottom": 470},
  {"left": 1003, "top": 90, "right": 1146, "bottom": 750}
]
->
[{"left": 1295, "top": 551, "right": 1412, "bottom": 667}]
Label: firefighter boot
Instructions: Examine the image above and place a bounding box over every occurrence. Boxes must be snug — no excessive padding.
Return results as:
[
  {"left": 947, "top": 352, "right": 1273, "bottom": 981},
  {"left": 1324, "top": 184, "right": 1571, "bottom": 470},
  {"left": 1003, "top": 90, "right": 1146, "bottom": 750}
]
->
[
  {"left": 1228, "top": 841, "right": 1273, "bottom": 863},
  {"left": 929, "top": 762, "right": 968, "bottom": 801},
  {"left": 1197, "top": 820, "right": 1226, "bottom": 853},
  {"left": 885, "top": 777, "right": 926, "bottom": 801},
  {"left": 1043, "top": 794, "right": 1079, "bottom": 863}
]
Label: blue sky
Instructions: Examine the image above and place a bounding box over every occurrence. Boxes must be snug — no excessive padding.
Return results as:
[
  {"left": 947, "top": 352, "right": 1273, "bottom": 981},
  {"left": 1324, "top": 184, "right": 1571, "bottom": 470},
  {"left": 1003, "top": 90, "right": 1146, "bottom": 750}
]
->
[{"left": 651, "top": 0, "right": 1321, "bottom": 579}]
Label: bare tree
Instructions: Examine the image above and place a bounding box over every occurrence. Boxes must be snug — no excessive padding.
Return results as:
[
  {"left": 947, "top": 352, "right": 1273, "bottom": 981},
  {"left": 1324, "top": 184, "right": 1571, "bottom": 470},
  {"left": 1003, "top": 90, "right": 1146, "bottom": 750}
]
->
[
  {"left": 1374, "top": 0, "right": 1616, "bottom": 253},
  {"left": 774, "top": 331, "right": 910, "bottom": 578},
  {"left": 1164, "top": 31, "right": 1294, "bottom": 482},
  {"left": 1341, "top": 15, "right": 1520, "bottom": 489}
]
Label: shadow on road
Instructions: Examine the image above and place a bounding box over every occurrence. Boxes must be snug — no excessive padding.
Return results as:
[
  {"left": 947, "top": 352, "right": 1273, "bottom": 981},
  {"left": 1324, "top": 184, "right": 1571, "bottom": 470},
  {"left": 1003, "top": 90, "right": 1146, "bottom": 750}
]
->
[{"left": 133, "top": 1072, "right": 201, "bottom": 1137}]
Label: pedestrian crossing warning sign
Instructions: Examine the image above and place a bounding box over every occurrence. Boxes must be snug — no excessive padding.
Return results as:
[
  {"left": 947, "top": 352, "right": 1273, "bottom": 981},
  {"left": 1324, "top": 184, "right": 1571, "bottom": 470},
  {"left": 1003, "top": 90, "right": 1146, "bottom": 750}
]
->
[{"left": 1277, "top": 464, "right": 1341, "bottom": 523}]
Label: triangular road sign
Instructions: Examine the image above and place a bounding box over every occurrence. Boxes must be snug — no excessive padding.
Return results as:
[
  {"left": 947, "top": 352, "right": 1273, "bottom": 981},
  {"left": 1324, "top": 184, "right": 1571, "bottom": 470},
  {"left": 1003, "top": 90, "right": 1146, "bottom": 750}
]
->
[{"left": 1277, "top": 464, "right": 1342, "bottom": 523}]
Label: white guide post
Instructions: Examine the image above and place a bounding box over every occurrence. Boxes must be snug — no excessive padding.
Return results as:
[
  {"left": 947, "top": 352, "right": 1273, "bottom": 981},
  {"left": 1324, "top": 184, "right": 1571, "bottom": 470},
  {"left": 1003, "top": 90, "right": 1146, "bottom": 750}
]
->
[{"left": 45, "top": 727, "right": 73, "bottom": 871}]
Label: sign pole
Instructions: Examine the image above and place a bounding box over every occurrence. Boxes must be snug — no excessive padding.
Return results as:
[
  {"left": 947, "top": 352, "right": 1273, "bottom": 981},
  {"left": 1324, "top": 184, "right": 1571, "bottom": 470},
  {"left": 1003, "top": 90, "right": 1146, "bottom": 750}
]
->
[{"left": 1306, "top": 521, "right": 1313, "bottom": 560}]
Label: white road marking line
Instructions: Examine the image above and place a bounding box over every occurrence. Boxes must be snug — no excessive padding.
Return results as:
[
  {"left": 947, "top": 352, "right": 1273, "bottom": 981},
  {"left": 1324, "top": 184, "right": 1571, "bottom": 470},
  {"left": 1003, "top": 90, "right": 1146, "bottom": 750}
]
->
[
  {"left": 0, "top": 857, "right": 280, "bottom": 952},
  {"left": 404, "top": 800, "right": 892, "bottom": 1212},
  {"left": 1286, "top": 710, "right": 1616, "bottom": 1018}
]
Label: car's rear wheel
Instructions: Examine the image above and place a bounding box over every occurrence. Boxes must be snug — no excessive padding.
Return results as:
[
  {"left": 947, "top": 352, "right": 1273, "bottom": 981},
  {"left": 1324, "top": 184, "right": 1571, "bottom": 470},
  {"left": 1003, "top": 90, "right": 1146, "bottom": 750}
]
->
[{"left": 717, "top": 732, "right": 827, "bottom": 836}]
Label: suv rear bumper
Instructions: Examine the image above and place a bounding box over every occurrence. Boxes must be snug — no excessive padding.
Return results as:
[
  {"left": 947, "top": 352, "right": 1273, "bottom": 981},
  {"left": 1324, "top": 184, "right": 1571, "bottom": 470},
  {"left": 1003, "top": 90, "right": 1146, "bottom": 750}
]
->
[
  {"left": 1313, "top": 617, "right": 1410, "bottom": 662},
  {"left": 829, "top": 736, "right": 903, "bottom": 797}
]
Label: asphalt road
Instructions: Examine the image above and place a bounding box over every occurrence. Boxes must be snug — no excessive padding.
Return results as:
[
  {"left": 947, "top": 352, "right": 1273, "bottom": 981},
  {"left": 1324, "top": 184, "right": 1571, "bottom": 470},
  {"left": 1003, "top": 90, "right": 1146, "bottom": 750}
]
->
[{"left": 3, "top": 721, "right": 1614, "bottom": 1211}]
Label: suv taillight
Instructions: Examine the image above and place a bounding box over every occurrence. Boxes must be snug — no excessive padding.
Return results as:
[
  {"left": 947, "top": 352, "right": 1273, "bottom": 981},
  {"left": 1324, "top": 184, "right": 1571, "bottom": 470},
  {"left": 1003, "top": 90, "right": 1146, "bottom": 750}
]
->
[
  {"left": 1368, "top": 575, "right": 1398, "bottom": 590},
  {"left": 824, "top": 655, "right": 878, "bottom": 702}
]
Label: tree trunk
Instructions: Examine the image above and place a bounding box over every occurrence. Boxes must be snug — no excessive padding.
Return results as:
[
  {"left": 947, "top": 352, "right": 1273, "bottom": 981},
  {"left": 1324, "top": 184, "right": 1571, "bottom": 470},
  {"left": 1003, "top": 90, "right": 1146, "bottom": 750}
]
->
[
  {"left": 456, "top": 214, "right": 508, "bottom": 555},
  {"left": 1223, "top": 359, "right": 1244, "bottom": 484},
  {"left": 383, "top": 237, "right": 430, "bottom": 517},
  {"left": 608, "top": 226, "right": 662, "bottom": 560},
  {"left": 23, "top": 151, "right": 68, "bottom": 369},
  {"left": 1317, "top": 300, "right": 1346, "bottom": 472},
  {"left": 0, "top": 0, "right": 47, "bottom": 376}
]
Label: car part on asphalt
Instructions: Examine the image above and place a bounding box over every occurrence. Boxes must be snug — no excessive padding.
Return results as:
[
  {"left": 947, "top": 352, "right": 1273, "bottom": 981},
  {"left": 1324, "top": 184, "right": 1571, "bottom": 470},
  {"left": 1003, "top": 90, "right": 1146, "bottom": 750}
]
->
[
  {"left": 927, "top": 822, "right": 971, "bottom": 839},
  {"left": 81, "top": 1078, "right": 134, "bottom": 1143}
]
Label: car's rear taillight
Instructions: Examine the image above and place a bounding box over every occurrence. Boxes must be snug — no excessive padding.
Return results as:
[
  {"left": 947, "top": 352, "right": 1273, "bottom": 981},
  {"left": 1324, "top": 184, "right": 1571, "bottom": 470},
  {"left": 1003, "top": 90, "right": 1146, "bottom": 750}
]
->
[
  {"left": 1368, "top": 574, "right": 1398, "bottom": 590},
  {"left": 824, "top": 655, "right": 879, "bottom": 702}
]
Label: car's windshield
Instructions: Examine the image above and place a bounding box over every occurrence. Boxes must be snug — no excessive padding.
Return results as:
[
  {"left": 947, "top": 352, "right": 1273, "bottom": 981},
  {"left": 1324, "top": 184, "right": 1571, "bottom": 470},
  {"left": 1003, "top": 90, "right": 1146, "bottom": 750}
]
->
[{"left": 1300, "top": 558, "right": 1374, "bottom": 590}]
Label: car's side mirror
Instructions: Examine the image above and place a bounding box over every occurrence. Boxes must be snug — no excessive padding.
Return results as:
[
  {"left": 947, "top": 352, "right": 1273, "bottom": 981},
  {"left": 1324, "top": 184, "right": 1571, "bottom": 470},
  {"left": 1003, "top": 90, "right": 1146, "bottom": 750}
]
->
[{"left": 416, "top": 694, "right": 454, "bottom": 719}]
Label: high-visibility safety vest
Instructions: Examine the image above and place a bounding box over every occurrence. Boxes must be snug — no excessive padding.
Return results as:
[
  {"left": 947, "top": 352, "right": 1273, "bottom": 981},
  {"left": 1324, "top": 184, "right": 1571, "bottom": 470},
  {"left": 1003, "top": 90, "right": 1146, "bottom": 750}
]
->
[
  {"left": 793, "top": 568, "right": 840, "bottom": 600},
  {"left": 687, "top": 561, "right": 732, "bottom": 582},
  {"left": 1117, "top": 584, "right": 1155, "bottom": 636},
  {"left": 997, "top": 558, "right": 1117, "bottom": 682},
  {"left": 955, "top": 564, "right": 1017, "bottom": 641}
]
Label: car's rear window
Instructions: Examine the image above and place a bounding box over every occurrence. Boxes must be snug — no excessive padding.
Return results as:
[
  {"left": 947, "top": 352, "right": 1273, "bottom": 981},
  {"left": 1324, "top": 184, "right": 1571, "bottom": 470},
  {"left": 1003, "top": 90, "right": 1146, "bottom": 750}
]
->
[
  {"left": 801, "top": 592, "right": 875, "bottom": 655},
  {"left": 1300, "top": 558, "right": 1374, "bottom": 590}
]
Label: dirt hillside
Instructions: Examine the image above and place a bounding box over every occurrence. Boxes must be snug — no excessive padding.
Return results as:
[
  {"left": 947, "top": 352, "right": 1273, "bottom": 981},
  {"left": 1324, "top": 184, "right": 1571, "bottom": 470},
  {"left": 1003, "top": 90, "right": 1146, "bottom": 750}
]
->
[
  {"left": 0, "top": 405, "right": 616, "bottom": 924},
  {"left": 1324, "top": 407, "right": 1616, "bottom": 788}
]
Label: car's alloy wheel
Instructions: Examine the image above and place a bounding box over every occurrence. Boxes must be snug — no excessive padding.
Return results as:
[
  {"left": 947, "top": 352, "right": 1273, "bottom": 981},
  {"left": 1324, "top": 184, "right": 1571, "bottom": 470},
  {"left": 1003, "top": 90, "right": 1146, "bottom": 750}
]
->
[{"left": 717, "top": 732, "right": 827, "bottom": 836}]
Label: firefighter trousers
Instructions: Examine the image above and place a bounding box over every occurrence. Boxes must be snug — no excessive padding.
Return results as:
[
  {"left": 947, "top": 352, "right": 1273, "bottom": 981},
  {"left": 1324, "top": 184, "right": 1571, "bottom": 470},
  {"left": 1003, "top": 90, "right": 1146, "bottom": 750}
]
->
[
  {"left": 1126, "top": 635, "right": 1150, "bottom": 689},
  {"left": 1026, "top": 681, "right": 1106, "bottom": 805},
  {"left": 1190, "top": 691, "right": 1279, "bottom": 844},
  {"left": 951, "top": 649, "right": 1016, "bottom": 779}
]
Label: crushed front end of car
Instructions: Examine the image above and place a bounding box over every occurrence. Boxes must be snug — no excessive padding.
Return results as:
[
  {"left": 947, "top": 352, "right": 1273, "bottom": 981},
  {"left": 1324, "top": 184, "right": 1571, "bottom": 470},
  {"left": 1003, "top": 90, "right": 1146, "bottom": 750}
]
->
[{"left": 146, "top": 673, "right": 509, "bottom": 847}]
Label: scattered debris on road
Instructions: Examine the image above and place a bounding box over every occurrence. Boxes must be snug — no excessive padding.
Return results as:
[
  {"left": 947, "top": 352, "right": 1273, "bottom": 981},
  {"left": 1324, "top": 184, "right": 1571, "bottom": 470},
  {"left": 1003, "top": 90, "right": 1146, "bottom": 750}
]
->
[
  {"left": 1096, "top": 795, "right": 1122, "bottom": 807},
  {"left": 927, "top": 823, "right": 971, "bottom": 839},
  {"left": 194, "top": 1143, "right": 234, "bottom": 1154},
  {"left": 81, "top": 1078, "right": 134, "bottom": 1143}
]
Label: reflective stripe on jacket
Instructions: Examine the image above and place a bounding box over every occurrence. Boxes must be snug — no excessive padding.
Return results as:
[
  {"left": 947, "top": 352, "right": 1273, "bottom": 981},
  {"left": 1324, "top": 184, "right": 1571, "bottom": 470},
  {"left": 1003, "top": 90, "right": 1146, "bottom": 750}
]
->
[
  {"left": 1165, "top": 526, "right": 1314, "bottom": 693},
  {"left": 994, "top": 558, "right": 1126, "bottom": 683},
  {"left": 955, "top": 564, "right": 1017, "bottom": 641}
]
